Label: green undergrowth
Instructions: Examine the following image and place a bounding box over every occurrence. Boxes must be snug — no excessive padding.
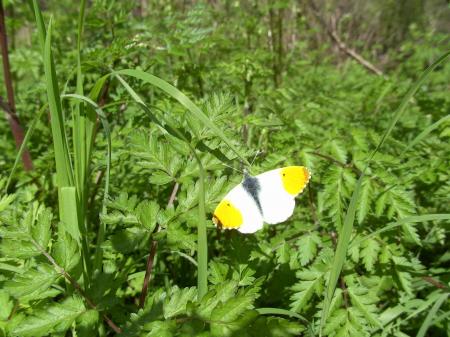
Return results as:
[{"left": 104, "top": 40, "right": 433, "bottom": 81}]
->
[{"left": 0, "top": 2, "right": 449, "bottom": 337}]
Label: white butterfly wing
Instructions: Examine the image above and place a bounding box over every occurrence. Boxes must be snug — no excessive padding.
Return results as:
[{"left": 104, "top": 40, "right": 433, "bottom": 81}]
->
[
  {"left": 256, "top": 168, "right": 296, "bottom": 224},
  {"left": 213, "top": 184, "right": 263, "bottom": 234},
  {"left": 213, "top": 166, "right": 310, "bottom": 233}
]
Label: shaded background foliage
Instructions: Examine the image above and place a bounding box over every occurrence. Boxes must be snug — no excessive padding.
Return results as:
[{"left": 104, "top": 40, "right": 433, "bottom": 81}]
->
[{"left": 0, "top": 0, "right": 449, "bottom": 336}]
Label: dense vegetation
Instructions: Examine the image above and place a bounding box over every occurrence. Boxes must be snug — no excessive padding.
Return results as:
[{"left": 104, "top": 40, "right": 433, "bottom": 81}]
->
[{"left": 0, "top": 1, "right": 449, "bottom": 336}]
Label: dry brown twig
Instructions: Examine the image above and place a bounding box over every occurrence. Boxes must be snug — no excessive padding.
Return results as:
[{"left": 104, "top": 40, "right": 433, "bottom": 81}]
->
[{"left": 306, "top": 0, "right": 383, "bottom": 76}]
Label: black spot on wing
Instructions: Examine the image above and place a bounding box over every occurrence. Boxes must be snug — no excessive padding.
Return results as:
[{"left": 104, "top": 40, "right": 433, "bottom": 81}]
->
[{"left": 242, "top": 175, "right": 263, "bottom": 215}]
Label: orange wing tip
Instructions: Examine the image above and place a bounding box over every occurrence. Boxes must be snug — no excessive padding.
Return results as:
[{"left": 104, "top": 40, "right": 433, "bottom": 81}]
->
[
  {"left": 297, "top": 166, "right": 312, "bottom": 196},
  {"left": 212, "top": 200, "right": 243, "bottom": 230}
]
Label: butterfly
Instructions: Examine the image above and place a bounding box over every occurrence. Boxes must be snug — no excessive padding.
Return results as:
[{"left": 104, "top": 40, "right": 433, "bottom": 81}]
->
[{"left": 212, "top": 166, "right": 311, "bottom": 234}]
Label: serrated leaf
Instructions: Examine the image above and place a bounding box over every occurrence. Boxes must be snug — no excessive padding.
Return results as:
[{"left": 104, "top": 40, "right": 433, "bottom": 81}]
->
[
  {"left": 233, "top": 265, "right": 256, "bottom": 286},
  {"left": 166, "top": 223, "right": 196, "bottom": 251},
  {"left": 290, "top": 270, "right": 324, "bottom": 313},
  {"left": 330, "top": 140, "right": 347, "bottom": 163},
  {"left": 31, "top": 207, "right": 52, "bottom": 249},
  {"left": 136, "top": 200, "right": 160, "bottom": 232},
  {"left": 0, "top": 194, "right": 15, "bottom": 212},
  {"left": 53, "top": 231, "right": 80, "bottom": 272},
  {"left": 347, "top": 286, "right": 382, "bottom": 328},
  {"left": 210, "top": 294, "right": 255, "bottom": 336},
  {"left": 163, "top": 286, "right": 197, "bottom": 319},
  {"left": 3, "top": 264, "right": 59, "bottom": 300},
  {"left": 276, "top": 242, "right": 291, "bottom": 264},
  {"left": 149, "top": 171, "right": 174, "bottom": 185},
  {"left": 10, "top": 296, "right": 85, "bottom": 337},
  {"left": 361, "top": 238, "right": 380, "bottom": 272},
  {"left": 196, "top": 281, "right": 238, "bottom": 320},
  {"left": 401, "top": 223, "right": 421, "bottom": 245},
  {"left": 323, "top": 309, "right": 347, "bottom": 335},
  {"left": 297, "top": 233, "right": 319, "bottom": 266},
  {"left": 208, "top": 261, "right": 229, "bottom": 285}
]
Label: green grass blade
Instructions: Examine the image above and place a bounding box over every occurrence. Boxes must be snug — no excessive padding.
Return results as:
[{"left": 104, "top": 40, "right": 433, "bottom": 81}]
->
[
  {"left": 349, "top": 214, "right": 450, "bottom": 249},
  {"left": 43, "top": 18, "right": 73, "bottom": 189},
  {"left": 256, "top": 307, "right": 308, "bottom": 323},
  {"left": 73, "top": 0, "right": 87, "bottom": 192},
  {"left": 113, "top": 69, "right": 250, "bottom": 167},
  {"left": 416, "top": 293, "right": 449, "bottom": 337},
  {"left": 319, "top": 51, "right": 450, "bottom": 335},
  {"left": 401, "top": 114, "right": 450, "bottom": 155},
  {"left": 365, "top": 50, "right": 450, "bottom": 166},
  {"left": 320, "top": 174, "right": 363, "bottom": 331},
  {"left": 60, "top": 187, "right": 81, "bottom": 243},
  {"left": 31, "top": 0, "right": 46, "bottom": 50},
  {"left": 61, "top": 93, "right": 112, "bottom": 272},
  {"left": 61, "top": 94, "right": 111, "bottom": 213},
  {"left": 6, "top": 104, "right": 47, "bottom": 191},
  {"left": 193, "top": 150, "right": 207, "bottom": 299}
]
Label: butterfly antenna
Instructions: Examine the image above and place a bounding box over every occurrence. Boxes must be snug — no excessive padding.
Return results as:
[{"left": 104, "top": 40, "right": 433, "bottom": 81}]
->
[
  {"left": 249, "top": 150, "right": 261, "bottom": 167},
  {"left": 221, "top": 162, "right": 244, "bottom": 174}
]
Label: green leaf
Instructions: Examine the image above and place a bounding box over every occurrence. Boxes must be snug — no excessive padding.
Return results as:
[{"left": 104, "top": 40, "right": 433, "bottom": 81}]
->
[
  {"left": 195, "top": 281, "right": 238, "bottom": 320},
  {"left": 135, "top": 200, "right": 160, "bottom": 232},
  {"left": 31, "top": 207, "right": 52, "bottom": 249},
  {"left": 210, "top": 295, "right": 255, "bottom": 336},
  {"left": 53, "top": 231, "right": 80, "bottom": 272},
  {"left": 149, "top": 172, "right": 174, "bottom": 185},
  {"left": 0, "top": 290, "right": 13, "bottom": 321},
  {"left": 3, "top": 264, "right": 59, "bottom": 300},
  {"left": 166, "top": 222, "right": 196, "bottom": 252},
  {"left": 163, "top": 286, "right": 197, "bottom": 319},
  {"left": 330, "top": 140, "right": 347, "bottom": 163},
  {"left": 297, "top": 233, "right": 320, "bottom": 266},
  {"left": 361, "top": 238, "right": 380, "bottom": 272},
  {"left": 290, "top": 269, "right": 324, "bottom": 313},
  {"left": 347, "top": 285, "right": 382, "bottom": 328},
  {"left": 0, "top": 194, "right": 15, "bottom": 212},
  {"left": 59, "top": 187, "right": 81, "bottom": 244},
  {"left": 401, "top": 222, "right": 421, "bottom": 245},
  {"left": 10, "top": 296, "right": 85, "bottom": 337},
  {"left": 208, "top": 261, "right": 229, "bottom": 285}
]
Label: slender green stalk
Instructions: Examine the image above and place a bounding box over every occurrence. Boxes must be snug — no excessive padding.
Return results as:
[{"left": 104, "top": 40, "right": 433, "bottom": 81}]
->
[
  {"left": 42, "top": 19, "right": 74, "bottom": 188},
  {"left": 401, "top": 114, "right": 450, "bottom": 155},
  {"left": 256, "top": 308, "right": 308, "bottom": 323},
  {"left": 416, "top": 293, "right": 448, "bottom": 337},
  {"left": 61, "top": 93, "right": 112, "bottom": 272},
  {"left": 349, "top": 214, "right": 450, "bottom": 249},
  {"left": 6, "top": 104, "right": 47, "bottom": 191},
  {"left": 192, "top": 150, "right": 207, "bottom": 299}
]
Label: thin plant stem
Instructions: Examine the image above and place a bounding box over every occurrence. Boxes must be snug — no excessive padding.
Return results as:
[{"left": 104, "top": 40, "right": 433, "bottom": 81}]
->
[
  {"left": 0, "top": 0, "right": 33, "bottom": 171},
  {"left": 139, "top": 182, "right": 179, "bottom": 308},
  {"left": 30, "top": 238, "right": 122, "bottom": 334}
]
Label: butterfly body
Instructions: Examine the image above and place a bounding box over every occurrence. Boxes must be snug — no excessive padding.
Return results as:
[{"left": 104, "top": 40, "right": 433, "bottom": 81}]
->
[{"left": 213, "top": 166, "right": 311, "bottom": 234}]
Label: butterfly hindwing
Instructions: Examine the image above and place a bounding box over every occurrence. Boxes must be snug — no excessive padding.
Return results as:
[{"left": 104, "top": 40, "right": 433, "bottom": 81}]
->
[{"left": 212, "top": 184, "right": 263, "bottom": 234}]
